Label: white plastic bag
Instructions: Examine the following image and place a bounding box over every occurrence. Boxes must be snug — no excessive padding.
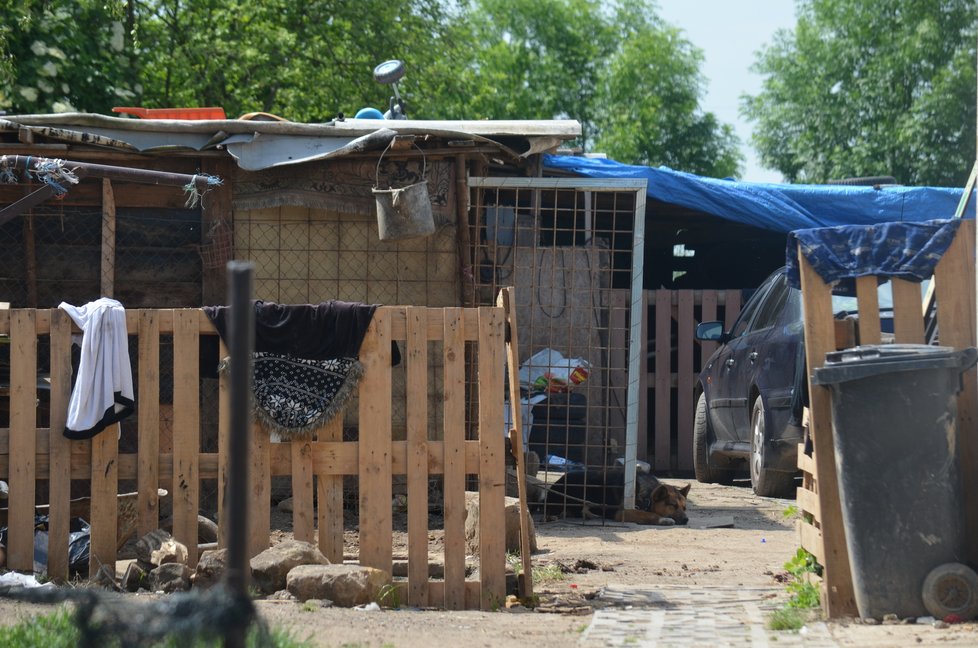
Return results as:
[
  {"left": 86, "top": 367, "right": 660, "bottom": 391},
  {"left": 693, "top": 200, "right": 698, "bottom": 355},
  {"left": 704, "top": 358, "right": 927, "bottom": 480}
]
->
[{"left": 518, "top": 348, "right": 590, "bottom": 393}]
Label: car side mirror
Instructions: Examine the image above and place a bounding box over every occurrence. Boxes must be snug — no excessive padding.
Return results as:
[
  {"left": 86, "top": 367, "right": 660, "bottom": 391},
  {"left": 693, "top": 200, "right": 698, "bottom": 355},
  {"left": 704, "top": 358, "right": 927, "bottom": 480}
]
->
[{"left": 695, "top": 321, "right": 727, "bottom": 342}]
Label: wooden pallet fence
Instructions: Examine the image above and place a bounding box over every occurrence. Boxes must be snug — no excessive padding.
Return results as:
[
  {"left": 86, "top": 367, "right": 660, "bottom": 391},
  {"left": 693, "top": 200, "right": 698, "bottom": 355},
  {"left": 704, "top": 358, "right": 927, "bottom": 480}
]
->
[
  {"left": 639, "top": 289, "right": 742, "bottom": 472},
  {"left": 0, "top": 306, "right": 507, "bottom": 611}
]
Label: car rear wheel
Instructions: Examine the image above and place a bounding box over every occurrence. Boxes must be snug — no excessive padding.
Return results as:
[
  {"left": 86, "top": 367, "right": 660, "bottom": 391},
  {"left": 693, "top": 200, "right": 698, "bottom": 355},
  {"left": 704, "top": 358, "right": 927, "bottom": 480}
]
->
[
  {"left": 750, "top": 398, "right": 796, "bottom": 498},
  {"left": 693, "top": 392, "right": 735, "bottom": 484}
]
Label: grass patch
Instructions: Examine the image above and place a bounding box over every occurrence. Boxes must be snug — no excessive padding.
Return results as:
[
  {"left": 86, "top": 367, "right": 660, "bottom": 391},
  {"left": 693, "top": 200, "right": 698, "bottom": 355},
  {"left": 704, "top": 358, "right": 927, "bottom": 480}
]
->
[
  {"left": 506, "top": 552, "right": 566, "bottom": 585},
  {"left": 767, "top": 607, "right": 807, "bottom": 631},
  {"left": 0, "top": 607, "right": 314, "bottom": 648}
]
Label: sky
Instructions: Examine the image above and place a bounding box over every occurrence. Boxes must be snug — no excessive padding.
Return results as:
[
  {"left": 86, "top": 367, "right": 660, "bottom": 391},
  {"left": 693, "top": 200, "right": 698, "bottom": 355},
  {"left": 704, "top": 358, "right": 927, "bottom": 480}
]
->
[{"left": 656, "top": 1, "right": 799, "bottom": 183}]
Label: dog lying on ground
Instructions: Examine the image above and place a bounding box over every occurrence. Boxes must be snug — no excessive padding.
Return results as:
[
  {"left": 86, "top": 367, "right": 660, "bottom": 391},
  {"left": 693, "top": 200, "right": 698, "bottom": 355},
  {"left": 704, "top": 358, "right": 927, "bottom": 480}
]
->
[{"left": 542, "top": 467, "right": 690, "bottom": 525}]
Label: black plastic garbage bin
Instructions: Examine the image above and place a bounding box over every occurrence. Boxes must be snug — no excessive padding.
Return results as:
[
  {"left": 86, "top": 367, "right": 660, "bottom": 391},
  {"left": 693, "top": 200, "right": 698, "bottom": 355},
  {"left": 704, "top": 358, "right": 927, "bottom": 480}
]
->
[{"left": 812, "top": 344, "right": 978, "bottom": 619}]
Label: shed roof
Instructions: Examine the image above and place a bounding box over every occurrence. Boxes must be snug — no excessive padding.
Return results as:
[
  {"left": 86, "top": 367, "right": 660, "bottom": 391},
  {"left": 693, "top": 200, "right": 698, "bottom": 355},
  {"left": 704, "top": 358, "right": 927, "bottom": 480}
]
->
[{"left": 0, "top": 113, "right": 582, "bottom": 171}]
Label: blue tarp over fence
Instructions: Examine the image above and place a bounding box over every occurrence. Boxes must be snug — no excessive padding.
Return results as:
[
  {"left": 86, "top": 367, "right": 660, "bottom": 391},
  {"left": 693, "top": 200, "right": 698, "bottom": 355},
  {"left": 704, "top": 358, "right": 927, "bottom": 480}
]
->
[{"left": 543, "top": 155, "right": 968, "bottom": 234}]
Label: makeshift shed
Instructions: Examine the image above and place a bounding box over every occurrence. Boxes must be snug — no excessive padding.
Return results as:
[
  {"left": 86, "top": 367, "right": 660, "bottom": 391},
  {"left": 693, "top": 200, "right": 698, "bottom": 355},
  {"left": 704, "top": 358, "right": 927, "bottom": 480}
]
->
[{"left": 544, "top": 154, "right": 972, "bottom": 472}]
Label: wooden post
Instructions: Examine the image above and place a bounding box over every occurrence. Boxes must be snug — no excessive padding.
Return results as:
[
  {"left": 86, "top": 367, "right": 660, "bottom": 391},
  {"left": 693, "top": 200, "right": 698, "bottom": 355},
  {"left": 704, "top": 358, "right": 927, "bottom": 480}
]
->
[
  {"left": 89, "top": 425, "right": 119, "bottom": 576},
  {"left": 137, "top": 310, "right": 161, "bottom": 537},
  {"left": 653, "top": 289, "right": 671, "bottom": 471},
  {"left": 7, "top": 310, "right": 37, "bottom": 571},
  {"left": 249, "top": 422, "right": 271, "bottom": 557},
  {"left": 291, "top": 440, "right": 315, "bottom": 543},
  {"left": 798, "top": 253, "right": 858, "bottom": 618},
  {"left": 46, "top": 309, "right": 72, "bottom": 581},
  {"left": 218, "top": 338, "right": 230, "bottom": 548},
  {"left": 405, "top": 307, "right": 429, "bottom": 607},
  {"left": 441, "top": 307, "right": 466, "bottom": 610},
  {"left": 477, "top": 306, "right": 505, "bottom": 610},
  {"left": 172, "top": 309, "right": 200, "bottom": 565},
  {"left": 676, "top": 290, "right": 694, "bottom": 472},
  {"left": 101, "top": 178, "right": 116, "bottom": 297},
  {"left": 316, "top": 416, "right": 344, "bottom": 563},
  {"left": 358, "top": 309, "right": 393, "bottom": 575},
  {"left": 498, "top": 288, "right": 534, "bottom": 600}
]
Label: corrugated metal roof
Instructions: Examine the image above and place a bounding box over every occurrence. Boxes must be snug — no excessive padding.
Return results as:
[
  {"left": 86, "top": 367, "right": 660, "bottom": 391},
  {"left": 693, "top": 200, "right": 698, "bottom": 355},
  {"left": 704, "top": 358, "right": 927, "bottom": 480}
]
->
[{"left": 0, "top": 113, "right": 581, "bottom": 170}]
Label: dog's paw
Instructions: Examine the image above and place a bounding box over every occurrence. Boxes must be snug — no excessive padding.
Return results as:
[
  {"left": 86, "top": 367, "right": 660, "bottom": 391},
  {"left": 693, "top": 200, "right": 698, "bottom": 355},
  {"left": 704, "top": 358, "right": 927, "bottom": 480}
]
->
[{"left": 657, "top": 518, "right": 676, "bottom": 526}]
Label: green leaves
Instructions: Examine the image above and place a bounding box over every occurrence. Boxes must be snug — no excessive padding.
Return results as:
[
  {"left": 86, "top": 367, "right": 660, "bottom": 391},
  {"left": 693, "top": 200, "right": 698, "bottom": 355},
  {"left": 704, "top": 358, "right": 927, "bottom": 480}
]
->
[{"left": 744, "top": 0, "right": 977, "bottom": 186}]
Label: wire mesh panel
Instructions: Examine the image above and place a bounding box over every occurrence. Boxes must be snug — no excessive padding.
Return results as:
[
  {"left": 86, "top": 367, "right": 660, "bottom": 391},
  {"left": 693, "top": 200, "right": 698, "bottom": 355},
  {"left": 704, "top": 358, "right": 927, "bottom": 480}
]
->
[{"left": 467, "top": 177, "right": 646, "bottom": 517}]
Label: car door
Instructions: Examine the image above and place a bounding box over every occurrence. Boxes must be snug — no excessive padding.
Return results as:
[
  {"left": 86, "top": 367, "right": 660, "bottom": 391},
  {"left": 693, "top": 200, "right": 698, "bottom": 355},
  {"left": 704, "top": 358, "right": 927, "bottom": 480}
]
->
[
  {"left": 711, "top": 272, "right": 792, "bottom": 441},
  {"left": 708, "top": 275, "right": 775, "bottom": 440}
]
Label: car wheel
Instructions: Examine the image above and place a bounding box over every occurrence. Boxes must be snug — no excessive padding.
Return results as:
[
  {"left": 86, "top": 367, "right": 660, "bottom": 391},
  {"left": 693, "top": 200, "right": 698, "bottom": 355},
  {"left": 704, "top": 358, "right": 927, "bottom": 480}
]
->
[
  {"left": 693, "top": 392, "right": 735, "bottom": 485},
  {"left": 750, "top": 398, "right": 796, "bottom": 498}
]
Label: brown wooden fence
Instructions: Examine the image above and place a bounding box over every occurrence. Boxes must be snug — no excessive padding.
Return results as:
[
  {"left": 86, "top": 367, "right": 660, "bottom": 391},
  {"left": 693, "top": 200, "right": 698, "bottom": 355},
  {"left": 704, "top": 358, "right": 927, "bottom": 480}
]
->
[
  {"left": 0, "top": 306, "right": 506, "bottom": 610},
  {"left": 639, "top": 289, "right": 744, "bottom": 473}
]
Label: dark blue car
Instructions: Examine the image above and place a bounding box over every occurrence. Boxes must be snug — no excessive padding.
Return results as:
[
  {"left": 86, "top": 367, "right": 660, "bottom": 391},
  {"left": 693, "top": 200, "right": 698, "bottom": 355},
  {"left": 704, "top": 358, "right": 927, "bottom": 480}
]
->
[{"left": 693, "top": 268, "right": 806, "bottom": 498}]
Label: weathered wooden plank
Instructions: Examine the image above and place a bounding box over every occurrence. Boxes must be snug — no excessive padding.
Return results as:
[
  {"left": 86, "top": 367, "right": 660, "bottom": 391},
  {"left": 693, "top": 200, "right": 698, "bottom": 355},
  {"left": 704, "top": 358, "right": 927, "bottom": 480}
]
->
[
  {"left": 89, "top": 425, "right": 119, "bottom": 576},
  {"left": 441, "top": 307, "right": 466, "bottom": 610},
  {"left": 498, "top": 288, "right": 534, "bottom": 600},
  {"left": 797, "top": 444, "right": 817, "bottom": 477},
  {"left": 699, "top": 290, "right": 719, "bottom": 363},
  {"left": 854, "top": 276, "right": 881, "bottom": 345},
  {"left": 217, "top": 338, "right": 230, "bottom": 549},
  {"left": 676, "top": 290, "right": 695, "bottom": 472},
  {"left": 724, "top": 289, "right": 742, "bottom": 331},
  {"left": 291, "top": 440, "right": 315, "bottom": 543},
  {"left": 45, "top": 309, "right": 72, "bottom": 581},
  {"left": 798, "top": 253, "right": 858, "bottom": 618},
  {"left": 891, "top": 278, "right": 925, "bottom": 344},
  {"left": 7, "top": 310, "right": 37, "bottom": 571},
  {"left": 797, "top": 485, "right": 821, "bottom": 520},
  {"left": 654, "top": 290, "right": 672, "bottom": 471},
  {"left": 405, "top": 307, "right": 429, "bottom": 607},
  {"left": 101, "top": 178, "right": 116, "bottom": 297},
  {"left": 477, "top": 306, "right": 506, "bottom": 610},
  {"left": 637, "top": 290, "right": 649, "bottom": 463},
  {"left": 358, "top": 310, "right": 393, "bottom": 575},
  {"left": 933, "top": 219, "right": 977, "bottom": 567},
  {"left": 316, "top": 416, "right": 344, "bottom": 563},
  {"left": 797, "top": 518, "right": 825, "bottom": 565},
  {"left": 249, "top": 422, "right": 271, "bottom": 557},
  {"left": 137, "top": 310, "right": 161, "bottom": 537},
  {"left": 172, "top": 309, "right": 200, "bottom": 565}
]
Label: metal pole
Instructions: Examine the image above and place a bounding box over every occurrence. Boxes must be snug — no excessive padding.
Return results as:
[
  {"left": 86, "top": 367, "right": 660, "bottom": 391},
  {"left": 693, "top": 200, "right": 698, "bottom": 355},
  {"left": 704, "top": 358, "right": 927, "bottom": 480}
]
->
[{"left": 225, "top": 261, "right": 254, "bottom": 648}]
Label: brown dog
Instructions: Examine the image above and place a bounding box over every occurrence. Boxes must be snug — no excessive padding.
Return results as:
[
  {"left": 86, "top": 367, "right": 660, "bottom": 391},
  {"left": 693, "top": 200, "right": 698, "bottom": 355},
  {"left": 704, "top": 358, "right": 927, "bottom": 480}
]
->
[{"left": 543, "top": 468, "right": 690, "bottom": 526}]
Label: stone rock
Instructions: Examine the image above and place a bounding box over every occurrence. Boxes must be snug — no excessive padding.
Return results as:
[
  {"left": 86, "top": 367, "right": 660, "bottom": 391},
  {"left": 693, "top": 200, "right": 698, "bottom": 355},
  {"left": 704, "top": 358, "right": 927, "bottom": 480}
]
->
[
  {"left": 151, "top": 538, "right": 189, "bottom": 567},
  {"left": 121, "top": 561, "right": 149, "bottom": 592},
  {"left": 135, "top": 529, "right": 173, "bottom": 565},
  {"left": 250, "top": 540, "right": 329, "bottom": 594},
  {"left": 277, "top": 497, "right": 293, "bottom": 513},
  {"left": 90, "top": 564, "right": 120, "bottom": 590},
  {"left": 286, "top": 564, "right": 389, "bottom": 607},
  {"left": 197, "top": 515, "right": 219, "bottom": 544},
  {"left": 149, "top": 563, "right": 191, "bottom": 593},
  {"left": 193, "top": 548, "right": 229, "bottom": 590},
  {"left": 464, "top": 491, "right": 537, "bottom": 555}
]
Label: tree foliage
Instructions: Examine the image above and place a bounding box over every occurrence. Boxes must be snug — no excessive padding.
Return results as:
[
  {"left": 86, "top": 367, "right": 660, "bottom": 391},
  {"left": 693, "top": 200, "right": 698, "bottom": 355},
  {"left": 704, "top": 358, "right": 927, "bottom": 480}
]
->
[
  {"left": 744, "top": 0, "right": 978, "bottom": 186},
  {"left": 0, "top": 0, "right": 742, "bottom": 177}
]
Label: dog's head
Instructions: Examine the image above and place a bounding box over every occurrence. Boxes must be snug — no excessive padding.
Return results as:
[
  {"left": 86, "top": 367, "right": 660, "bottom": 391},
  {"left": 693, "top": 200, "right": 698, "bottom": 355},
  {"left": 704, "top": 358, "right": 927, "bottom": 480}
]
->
[{"left": 640, "top": 483, "right": 691, "bottom": 525}]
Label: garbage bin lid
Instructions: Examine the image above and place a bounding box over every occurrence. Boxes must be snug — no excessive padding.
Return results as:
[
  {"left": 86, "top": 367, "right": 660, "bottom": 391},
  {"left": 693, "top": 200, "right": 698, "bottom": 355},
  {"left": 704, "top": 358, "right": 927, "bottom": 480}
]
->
[{"left": 813, "top": 344, "right": 978, "bottom": 386}]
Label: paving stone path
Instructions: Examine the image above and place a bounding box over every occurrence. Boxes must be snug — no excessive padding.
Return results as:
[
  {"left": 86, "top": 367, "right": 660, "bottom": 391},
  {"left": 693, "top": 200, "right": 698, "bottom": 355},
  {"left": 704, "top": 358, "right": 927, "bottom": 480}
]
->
[{"left": 580, "top": 585, "right": 838, "bottom": 647}]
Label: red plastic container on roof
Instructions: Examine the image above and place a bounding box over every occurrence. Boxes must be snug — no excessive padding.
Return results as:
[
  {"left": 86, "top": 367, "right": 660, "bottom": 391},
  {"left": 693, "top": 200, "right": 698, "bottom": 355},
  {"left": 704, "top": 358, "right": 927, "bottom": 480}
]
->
[{"left": 112, "top": 106, "right": 226, "bottom": 120}]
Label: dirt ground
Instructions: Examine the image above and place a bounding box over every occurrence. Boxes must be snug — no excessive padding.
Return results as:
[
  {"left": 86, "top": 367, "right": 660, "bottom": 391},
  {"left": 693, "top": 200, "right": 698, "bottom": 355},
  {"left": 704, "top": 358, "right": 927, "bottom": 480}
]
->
[{"left": 2, "top": 477, "right": 977, "bottom": 647}]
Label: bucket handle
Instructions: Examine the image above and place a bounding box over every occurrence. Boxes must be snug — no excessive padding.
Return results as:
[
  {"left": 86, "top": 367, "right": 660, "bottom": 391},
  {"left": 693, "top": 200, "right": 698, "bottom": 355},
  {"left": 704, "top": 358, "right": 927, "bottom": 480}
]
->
[{"left": 375, "top": 138, "right": 427, "bottom": 190}]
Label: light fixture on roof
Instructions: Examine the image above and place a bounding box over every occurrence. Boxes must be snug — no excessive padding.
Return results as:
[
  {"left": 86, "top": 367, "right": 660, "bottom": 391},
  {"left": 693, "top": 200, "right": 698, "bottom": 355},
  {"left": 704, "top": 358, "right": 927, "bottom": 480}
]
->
[{"left": 373, "top": 60, "right": 408, "bottom": 120}]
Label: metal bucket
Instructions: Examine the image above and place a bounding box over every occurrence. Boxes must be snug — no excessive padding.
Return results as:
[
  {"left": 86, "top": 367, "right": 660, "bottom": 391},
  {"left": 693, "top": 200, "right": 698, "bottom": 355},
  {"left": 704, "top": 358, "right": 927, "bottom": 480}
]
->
[{"left": 372, "top": 141, "right": 435, "bottom": 241}]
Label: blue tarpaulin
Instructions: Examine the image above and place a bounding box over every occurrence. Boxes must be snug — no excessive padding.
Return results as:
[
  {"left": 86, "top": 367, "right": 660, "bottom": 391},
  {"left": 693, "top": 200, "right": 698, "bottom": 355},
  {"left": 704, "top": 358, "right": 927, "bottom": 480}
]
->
[{"left": 543, "top": 155, "right": 967, "bottom": 234}]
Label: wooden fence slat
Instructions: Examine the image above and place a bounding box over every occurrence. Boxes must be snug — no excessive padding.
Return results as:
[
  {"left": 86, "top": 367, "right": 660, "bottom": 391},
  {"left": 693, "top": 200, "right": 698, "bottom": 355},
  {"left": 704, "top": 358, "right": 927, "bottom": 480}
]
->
[
  {"left": 653, "top": 290, "right": 672, "bottom": 471},
  {"left": 172, "top": 309, "right": 200, "bottom": 565},
  {"left": 218, "top": 338, "right": 230, "bottom": 548},
  {"left": 854, "top": 277, "right": 881, "bottom": 345},
  {"left": 933, "top": 219, "right": 977, "bottom": 566},
  {"left": 358, "top": 309, "right": 393, "bottom": 575},
  {"left": 406, "top": 307, "right": 429, "bottom": 607},
  {"left": 442, "top": 307, "right": 466, "bottom": 610},
  {"left": 891, "top": 278, "right": 925, "bottom": 344},
  {"left": 45, "top": 310, "right": 72, "bottom": 581},
  {"left": 317, "top": 416, "right": 344, "bottom": 563},
  {"left": 724, "top": 290, "right": 742, "bottom": 331},
  {"left": 291, "top": 440, "right": 315, "bottom": 543},
  {"left": 89, "top": 425, "right": 119, "bottom": 575},
  {"left": 799, "top": 253, "right": 858, "bottom": 618},
  {"left": 137, "top": 310, "right": 161, "bottom": 537},
  {"left": 798, "top": 519, "right": 825, "bottom": 564},
  {"left": 676, "top": 290, "right": 695, "bottom": 472},
  {"left": 7, "top": 310, "right": 37, "bottom": 571},
  {"left": 699, "top": 290, "right": 719, "bottom": 363},
  {"left": 477, "top": 306, "right": 506, "bottom": 610},
  {"left": 101, "top": 178, "right": 116, "bottom": 296},
  {"left": 249, "top": 422, "right": 271, "bottom": 557},
  {"left": 638, "top": 289, "right": 650, "bottom": 464}
]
